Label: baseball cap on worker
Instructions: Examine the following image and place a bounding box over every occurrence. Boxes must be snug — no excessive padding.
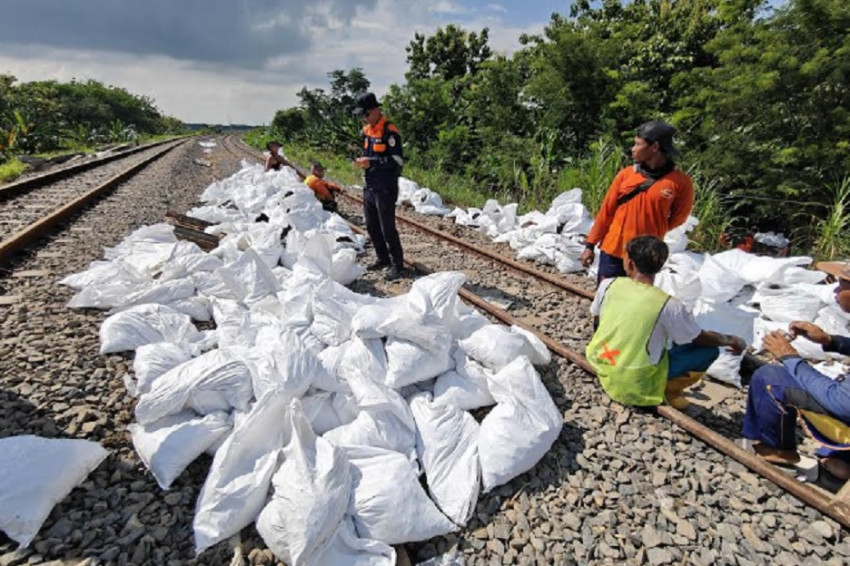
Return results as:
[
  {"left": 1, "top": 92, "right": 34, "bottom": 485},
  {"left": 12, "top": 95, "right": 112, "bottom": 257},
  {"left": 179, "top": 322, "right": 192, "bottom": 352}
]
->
[
  {"left": 637, "top": 120, "right": 679, "bottom": 158},
  {"left": 353, "top": 92, "right": 380, "bottom": 116},
  {"left": 815, "top": 261, "right": 850, "bottom": 281}
]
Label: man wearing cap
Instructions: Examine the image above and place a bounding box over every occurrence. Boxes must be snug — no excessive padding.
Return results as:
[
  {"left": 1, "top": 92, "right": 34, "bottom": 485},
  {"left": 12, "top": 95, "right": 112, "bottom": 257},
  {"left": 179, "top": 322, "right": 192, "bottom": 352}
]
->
[
  {"left": 352, "top": 92, "right": 406, "bottom": 280},
  {"left": 580, "top": 120, "right": 694, "bottom": 283},
  {"left": 304, "top": 161, "right": 342, "bottom": 212},
  {"left": 743, "top": 261, "right": 850, "bottom": 480}
]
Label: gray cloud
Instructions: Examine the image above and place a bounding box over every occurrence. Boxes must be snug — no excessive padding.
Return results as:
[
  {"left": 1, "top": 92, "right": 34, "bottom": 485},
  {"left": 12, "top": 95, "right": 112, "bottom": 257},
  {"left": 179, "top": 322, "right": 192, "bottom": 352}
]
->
[{"left": 0, "top": 0, "right": 377, "bottom": 68}]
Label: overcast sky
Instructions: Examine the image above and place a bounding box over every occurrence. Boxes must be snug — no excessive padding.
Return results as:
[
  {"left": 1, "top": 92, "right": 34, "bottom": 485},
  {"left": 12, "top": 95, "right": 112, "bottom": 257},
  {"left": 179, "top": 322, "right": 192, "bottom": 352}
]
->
[{"left": 0, "top": 0, "right": 567, "bottom": 125}]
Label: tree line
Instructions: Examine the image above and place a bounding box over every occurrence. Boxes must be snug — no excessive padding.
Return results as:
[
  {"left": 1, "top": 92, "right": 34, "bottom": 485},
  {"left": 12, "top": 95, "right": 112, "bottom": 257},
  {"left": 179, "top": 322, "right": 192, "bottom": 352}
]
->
[
  {"left": 0, "top": 74, "right": 183, "bottom": 160},
  {"left": 269, "top": 0, "right": 849, "bottom": 252}
]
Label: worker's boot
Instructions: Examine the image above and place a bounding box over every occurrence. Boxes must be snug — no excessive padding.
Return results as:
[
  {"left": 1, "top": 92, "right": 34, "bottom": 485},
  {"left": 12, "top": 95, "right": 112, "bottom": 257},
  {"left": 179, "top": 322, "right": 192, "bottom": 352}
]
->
[{"left": 665, "top": 371, "right": 703, "bottom": 410}]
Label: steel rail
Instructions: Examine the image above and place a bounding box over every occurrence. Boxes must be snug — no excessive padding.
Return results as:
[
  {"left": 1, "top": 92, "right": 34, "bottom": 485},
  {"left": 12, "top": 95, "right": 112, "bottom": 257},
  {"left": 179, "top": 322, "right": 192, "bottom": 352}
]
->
[
  {"left": 0, "top": 137, "right": 186, "bottom": 202},
  {"left": 0, "top": 140, "right": 184, "bottom": 264},
  {"left": 226, "top": 135, "right": 850, "bottom": 528}
]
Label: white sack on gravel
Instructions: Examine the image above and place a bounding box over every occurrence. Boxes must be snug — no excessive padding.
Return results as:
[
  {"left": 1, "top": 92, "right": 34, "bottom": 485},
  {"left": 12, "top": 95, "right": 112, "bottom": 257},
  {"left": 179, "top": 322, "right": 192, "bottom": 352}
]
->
[
  {"left": 697, "top": 253, "right": 748, "bottom": 303},
  {"left": 751, "top": 282, "right": 823, "bottom": 323},
  {"left": 237, "top": 330, "right": 320, "bottom": 401},
  {"left": 129, "top": 410, "right": 232, "bottom": 490},
  {"left": 59, "top": 259, "right": 147, "bottom": 290},
  {"left": 311, "top": 516, "right": 396, "bottom": 566},
  {"left": 706, "top": 351, "right": 745, "bottom": 388},
  {"left": 132, "top": 342, "right": 195, "bottom": 395},
  {"left": 135, "top": 349, "right": 254, "bottom": 425},
  {"left": 98, "top": 303, "right": 201, "bottom": 354},
  {"left": 433, "top": 350, "right": 495, "bottom": 410},
  {"left": 0, "top": 436, "right": 108, "bottom": 547},
  {"left": 194, "top": 391, "right": 293, "bottom": 554},
  {"left": 409, "top": 393, "right": 480, "bottom": 526},
  {"left": 323, "top": 371, "right": 417, "bottom": 463},
  {"left": 385, "top": 335, "right": 454, "bottom": 389},
  {"left": 302, "top": 392, "right": 348, "bottom": 435},
  {"left": 458, "top": 324, "right": 550, "bottom": 371},
  {"left": 256, "top": 400, "right": 351, "bottom": 566},
  {"left": 691, "top": 298, "right": 758, "bottom": 345},
  {"left": 479, "top": 356, "right": 563, "bottom": 493},
  {"left": 346, "top": 445, "right": 458, "bottom": 545}
]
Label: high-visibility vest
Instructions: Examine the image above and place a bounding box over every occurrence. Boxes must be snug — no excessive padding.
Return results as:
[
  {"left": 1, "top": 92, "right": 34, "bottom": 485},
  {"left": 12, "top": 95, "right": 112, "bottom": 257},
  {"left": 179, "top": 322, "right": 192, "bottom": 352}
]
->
[{"left": 586, "top": 277, "right": 671, "bottom": 406}]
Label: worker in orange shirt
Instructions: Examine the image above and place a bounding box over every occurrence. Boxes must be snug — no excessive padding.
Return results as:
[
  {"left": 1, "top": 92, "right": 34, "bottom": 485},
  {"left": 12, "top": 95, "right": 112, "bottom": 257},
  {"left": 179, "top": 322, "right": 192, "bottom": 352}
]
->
[
  {"left": 580, "top": 120, "right": 694, "bottom": 284},
  {"left": 304, "top": 161, "right": 343, "bottom": 212}
]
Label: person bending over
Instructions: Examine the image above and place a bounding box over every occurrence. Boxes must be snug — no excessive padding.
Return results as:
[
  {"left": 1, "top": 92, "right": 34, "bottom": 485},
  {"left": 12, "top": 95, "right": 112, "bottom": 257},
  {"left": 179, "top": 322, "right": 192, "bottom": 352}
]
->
[{"left": 587, "top": 235, "right": 745, "bottom": 408}]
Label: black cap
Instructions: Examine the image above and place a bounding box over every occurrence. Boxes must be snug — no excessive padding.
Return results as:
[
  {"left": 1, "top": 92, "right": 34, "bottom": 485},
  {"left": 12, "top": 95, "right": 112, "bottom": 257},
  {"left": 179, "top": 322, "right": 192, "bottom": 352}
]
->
[
  {"left": 353, "top": 92, "right": 380, "bottom": 116},
  {"left": 637, "top": 120, "right": 679, "bottom": 157}
]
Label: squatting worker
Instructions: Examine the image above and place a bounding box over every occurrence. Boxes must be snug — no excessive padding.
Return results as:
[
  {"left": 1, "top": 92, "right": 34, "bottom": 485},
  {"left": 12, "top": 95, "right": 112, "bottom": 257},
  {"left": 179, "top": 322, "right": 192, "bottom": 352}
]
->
[
  {"left": 304, "top": 161, "right": 343, "bottom": 212},
  {"left": 352, "top": 92, "right": 405, "bottom": 281},
  {"left": 580, "top": 120, "right": 694, "bottom": 284},
  {"left": 265, "top": 140, "right": 291, "bottom": 172},
  {"left": 587, "top": 235, "right": 746, "bottom": 409},
  {"left": 743, "top": 261, "right": 850, "bottom": 481}
]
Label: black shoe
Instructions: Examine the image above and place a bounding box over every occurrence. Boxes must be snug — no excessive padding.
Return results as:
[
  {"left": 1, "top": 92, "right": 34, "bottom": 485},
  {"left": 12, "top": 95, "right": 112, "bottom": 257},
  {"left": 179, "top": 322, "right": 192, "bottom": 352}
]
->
[
  {"left": 386, "top": 266, "right": 406, "bottom": 280},
  {"left": 367, "top": 260, "right": 391, "bottom": 271}
]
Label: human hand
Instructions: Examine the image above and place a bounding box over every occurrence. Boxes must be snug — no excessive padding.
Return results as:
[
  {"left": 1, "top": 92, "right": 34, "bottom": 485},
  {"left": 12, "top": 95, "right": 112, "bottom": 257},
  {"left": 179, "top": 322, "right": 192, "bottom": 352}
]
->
[
  {"left": 724, "top": 335, "right": 747, "bottom": 355},
  {"left": 763, "top": 330, "right": 799, "bottom": 359},
  {"left": 580, "top": 248, "right": 595, "bottom": 268},
  {"left": 353, "top": 157, "right": 370, "bottom": 169},
  {"left": 788, "top": 321, "right": 831, "bottom": 346}
]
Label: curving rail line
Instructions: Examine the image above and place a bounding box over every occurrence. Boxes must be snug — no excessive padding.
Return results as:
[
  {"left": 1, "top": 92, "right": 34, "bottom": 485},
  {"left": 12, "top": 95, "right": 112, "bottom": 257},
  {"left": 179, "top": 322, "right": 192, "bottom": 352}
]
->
[{"left": 225, "top": 135, "right": 850, "bottom": 529}]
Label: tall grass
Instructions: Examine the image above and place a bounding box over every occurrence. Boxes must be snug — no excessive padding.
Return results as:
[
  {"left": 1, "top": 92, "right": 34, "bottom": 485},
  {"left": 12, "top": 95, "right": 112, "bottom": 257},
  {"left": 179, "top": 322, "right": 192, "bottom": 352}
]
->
[
  {"left": 0, "top": 158, "right": 26, "bottom": 184},
  {"left": 687, "top": 168, "right": 738, "bottom": 252},
  {"left": 811, "top": 176, "right": 850, "bottom": 259}
]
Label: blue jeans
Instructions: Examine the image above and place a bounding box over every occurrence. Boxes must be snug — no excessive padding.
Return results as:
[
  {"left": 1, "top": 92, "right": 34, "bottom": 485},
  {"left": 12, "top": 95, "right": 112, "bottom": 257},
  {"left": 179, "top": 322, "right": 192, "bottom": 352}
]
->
[
  {"left": 743, "top": 365, "right": 850, "bottom": 457},
  {"left": 597, "top": 250, "right": 626, "bottom": 285},
  {"left": 668, "top": 344, "right": 719, "bottom": 380}
]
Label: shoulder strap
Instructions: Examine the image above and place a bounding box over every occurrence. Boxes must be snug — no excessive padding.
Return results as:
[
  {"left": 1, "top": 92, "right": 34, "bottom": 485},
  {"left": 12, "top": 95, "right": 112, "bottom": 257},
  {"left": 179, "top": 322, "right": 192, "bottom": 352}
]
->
[{"left": 616, "top": 178, "right": 657, "bottom": 207}]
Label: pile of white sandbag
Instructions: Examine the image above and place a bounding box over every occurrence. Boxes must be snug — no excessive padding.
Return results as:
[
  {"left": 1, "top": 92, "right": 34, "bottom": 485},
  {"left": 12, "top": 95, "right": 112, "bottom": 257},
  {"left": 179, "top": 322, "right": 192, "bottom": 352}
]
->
[
  {"left": 397, "top": 178, "right": 450, "bottom": 216},
  {"left": 61, "top": 163, "right": 563, "bottom": 564},
  {"left": 397, "top": 176, "right": 848, "bottom": 385}
]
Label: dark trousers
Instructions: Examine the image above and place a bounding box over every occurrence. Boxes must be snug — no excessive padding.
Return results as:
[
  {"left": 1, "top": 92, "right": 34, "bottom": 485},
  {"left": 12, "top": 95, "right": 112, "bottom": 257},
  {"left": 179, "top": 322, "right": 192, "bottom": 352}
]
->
[
  {"left": 598, "top": 250, "right": 626, "bottom": 285},
  {"left": 363, "top": 185, "right": 403, "bottom": 267},
  {"left": 668, "top": 344, "right": 719, "bottom": 379}
]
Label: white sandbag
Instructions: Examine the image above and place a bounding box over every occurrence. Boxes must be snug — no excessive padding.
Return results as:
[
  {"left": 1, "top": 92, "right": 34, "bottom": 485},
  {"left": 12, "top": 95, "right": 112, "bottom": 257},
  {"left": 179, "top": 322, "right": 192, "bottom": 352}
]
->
[
  {"left": 129, "top": 411, "right": 232, "bottom": 489},
  {"left": 510, "top": 326, "right": 551, "bottom": 366},
  {"left": 408, "top": 272, "right": 466, "bottom": 326},
  {"left": 0, "top": 436, "right": 108, "bottom": 547},
  {"left": 385, "top": 336, "right": 454, "bottom": 389},
  {"left": 346, "top": 445, "right": 457, "bottom": 544},
  {"left": 59, "top": 259, "right": 147, "bottom": 290},
  {"left": 479, "top": 356, "right": 562, "bottom": 492},
  {"left": 302, "top": 392, "right": 347, "bottom": 435},
  {"left": 256, "top": 400, "right": 351, "bottom": 565},
  {"left": 99, "top": 303, "right": 201, "bottom": 354},
  {"left": 458, "top": 324, "right": 547, "bottom": 371},
  {"left": 135, "top": 349, "right": 254, "bottom": 425},
  {"left": 697, "top": 253, "right": 747, "bottom": 302},
  {"left": 752, "top": 282, "right": 823, "bottom": 323},
  {"left": 157, "top": 249, "right": 224, "bottom": 281},
  {"left": 323, "top": 370, "right": 417, "bottom": 463},
  {"left": 409, "top": 393, "right": 480, "bottom": 526},
  {"left": 240, "top": 330, "right": 320, "bottom": 400},
  {"left": 215, "top": 248, "right": 280, "bottom": 304},
  {"left": 194, "top": 391, "right": 293, "bottom": 554},
  {"left": 709, "top": 249, "right": 811, "bottom": 285},
  {"left": 691, "top": 298, "right": 758, "bottom": 345},
  {"left": 752, "top": 317, "right": 832, "bottom": 361},
  {"left": 319, "top": 337, "right": 387, "bottom": 389},
  {"left": 331, "top": 248, "right": 365, "bottom": 285},
  {"left": 705, "top": 351, "right": 744, "bottom": 388},
  {"left": 664, "top": 216, "right": 698, "bottom": 254},
  {"left": 310, "top": 515, "right": 396, "bottom": 566},
  {"left": 352, "top": 297, "right": 446, "bottom": 352},
  {"left": 433, "top": 350, "right": 495, "bottom": 410},
  {"left": 310, "top": 280, "right": 376, "bottom": 347},
  {"left": 133, "top": 342, "right": 195, "bottom": 395}
]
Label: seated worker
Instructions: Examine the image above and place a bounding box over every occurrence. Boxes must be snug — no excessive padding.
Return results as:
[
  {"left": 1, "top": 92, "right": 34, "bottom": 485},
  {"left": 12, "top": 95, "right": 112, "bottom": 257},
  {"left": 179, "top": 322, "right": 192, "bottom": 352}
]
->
[
  {"left": 265, "top": 140, "right": 291, "bottom": 172},
  {"left": 743, "top": 261, "right": 850, "bottom": 480},
  {"left": 587, "top": 235, "right": 746, "bottom": 408},
  {"left": 304, "top": 161, "right": 343, "bottom": 212}
]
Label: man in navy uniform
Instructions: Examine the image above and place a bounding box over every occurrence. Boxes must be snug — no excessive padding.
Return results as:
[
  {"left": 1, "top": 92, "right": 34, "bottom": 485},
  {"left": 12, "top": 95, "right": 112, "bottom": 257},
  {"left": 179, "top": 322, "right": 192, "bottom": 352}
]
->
[{"left": 352, "top": 92, "right": 406, "bottom": 280}]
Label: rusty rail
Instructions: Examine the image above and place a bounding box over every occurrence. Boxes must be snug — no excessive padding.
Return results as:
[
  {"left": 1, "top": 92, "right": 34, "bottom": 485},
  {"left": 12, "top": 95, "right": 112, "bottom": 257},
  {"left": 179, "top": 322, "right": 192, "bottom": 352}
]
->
[{"left": 0, "top": 141, "right": 184, "bottom": 264}]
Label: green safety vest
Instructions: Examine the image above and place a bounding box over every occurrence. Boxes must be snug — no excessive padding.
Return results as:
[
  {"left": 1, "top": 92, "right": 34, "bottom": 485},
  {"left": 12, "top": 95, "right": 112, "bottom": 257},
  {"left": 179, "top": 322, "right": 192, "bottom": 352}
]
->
[{"left": 586, "top": 277, "right": 671, "bottom": 406}]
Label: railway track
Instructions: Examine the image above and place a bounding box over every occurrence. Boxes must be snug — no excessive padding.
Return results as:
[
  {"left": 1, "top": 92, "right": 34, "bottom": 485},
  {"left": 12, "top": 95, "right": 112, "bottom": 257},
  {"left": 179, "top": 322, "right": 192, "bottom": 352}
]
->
[
  {"left": 227, "top": 136, "right": 850, "bottom": 534},
  {"left": 0, "top": 139, "right": 186, "bottom": 265}
]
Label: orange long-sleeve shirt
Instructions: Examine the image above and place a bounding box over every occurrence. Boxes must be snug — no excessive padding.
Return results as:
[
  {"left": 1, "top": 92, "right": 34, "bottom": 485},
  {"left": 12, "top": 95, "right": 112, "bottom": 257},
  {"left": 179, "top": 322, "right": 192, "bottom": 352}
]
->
[
  {"left": 586, "top": 165, "right": 694, "bottom": 259},
  {"left": 304, "top": 175, "right": 341, "bottom": 202}
]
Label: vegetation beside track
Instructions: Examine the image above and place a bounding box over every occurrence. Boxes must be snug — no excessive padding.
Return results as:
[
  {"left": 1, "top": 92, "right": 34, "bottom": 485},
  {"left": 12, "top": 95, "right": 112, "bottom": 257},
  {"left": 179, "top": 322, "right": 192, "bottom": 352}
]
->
[{"left": 249, "top": 0, "right": 850, "bottom": 257}]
